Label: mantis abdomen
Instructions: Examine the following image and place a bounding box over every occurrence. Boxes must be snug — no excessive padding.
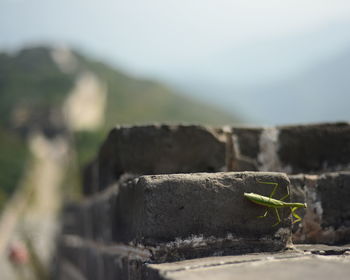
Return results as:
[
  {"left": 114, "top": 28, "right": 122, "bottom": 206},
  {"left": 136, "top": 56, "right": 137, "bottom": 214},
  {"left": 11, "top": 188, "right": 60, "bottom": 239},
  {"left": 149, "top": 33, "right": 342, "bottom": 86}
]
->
[
  {"left": 244, "top": 193, "right": 307, "bottom": 209},
  {"left": 244, "top": 180, "right": 307, "bottom": 226}
]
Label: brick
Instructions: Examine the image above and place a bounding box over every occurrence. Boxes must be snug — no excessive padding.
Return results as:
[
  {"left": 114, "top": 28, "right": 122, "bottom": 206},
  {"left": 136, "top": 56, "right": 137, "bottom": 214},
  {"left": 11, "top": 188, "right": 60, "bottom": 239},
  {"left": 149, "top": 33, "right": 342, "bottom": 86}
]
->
[
  {"left": 64, "top": 172, "right": 292, "bottom": 262},
  {"left": 111, "top": 172, "right": 292, "bottom": 261},
  {"left": 94, "top": 125, "right": 226, "bottom": 192},
  {"left": 61, "top": 203, "right": 93, "bottom": 239},
  {"left": 278, "top": 122, "right": 350, "bottom": 173},
  {"left": 90, "top": 184, "right": 120, "bottom": 243},
  {"left": 290, "top": 172, "right": 350, "bottom": 244},
  {"left": 226, "top": 127, "right": 262, "bottom": 171},
  {"left": 55, "top": 236, "right": 148, "bottom": 280},
  {"left": 227, "top": 123, "right": 350, "bottom": 174},
  {"left": 82, "top": 160, "right": 99, "bottom": 196}
]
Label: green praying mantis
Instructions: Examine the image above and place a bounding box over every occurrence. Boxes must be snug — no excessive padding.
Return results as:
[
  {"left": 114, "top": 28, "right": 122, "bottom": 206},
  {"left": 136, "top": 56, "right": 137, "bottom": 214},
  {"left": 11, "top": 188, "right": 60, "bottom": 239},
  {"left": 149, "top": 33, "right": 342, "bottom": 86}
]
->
[{"left": 244, "top": 179, "right": 307, "bottom": 226}]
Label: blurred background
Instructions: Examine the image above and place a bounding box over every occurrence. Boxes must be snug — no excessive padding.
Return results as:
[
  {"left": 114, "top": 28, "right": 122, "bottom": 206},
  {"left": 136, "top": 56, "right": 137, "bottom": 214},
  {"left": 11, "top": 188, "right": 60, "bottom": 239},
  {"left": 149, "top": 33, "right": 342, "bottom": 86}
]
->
[{"left": 1, "top": 0, "right": 350, "bottom": 278}]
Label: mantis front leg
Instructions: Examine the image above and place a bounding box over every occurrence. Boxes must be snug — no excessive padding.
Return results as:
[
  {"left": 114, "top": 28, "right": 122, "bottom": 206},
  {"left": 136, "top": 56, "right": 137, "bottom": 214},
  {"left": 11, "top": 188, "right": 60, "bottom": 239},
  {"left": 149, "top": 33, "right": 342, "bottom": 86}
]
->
[{"left": 291, "top": 207, "right": 302, "bottom": 224}]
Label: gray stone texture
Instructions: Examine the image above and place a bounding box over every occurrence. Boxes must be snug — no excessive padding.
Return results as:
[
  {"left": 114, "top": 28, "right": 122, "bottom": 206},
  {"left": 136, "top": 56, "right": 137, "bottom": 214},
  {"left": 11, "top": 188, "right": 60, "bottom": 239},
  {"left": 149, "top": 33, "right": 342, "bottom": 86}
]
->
[
  {"left": 227, "top": 122, "right": 350, "bottom": 174},
  {"left": 55, "top": 240, "right": 350, "bottom": 280},
  {"left": 54, "top": 235, "right": 149, "bottom": 280},
  {"left": 93, "top": 125, "right": 226, "bottom": 193},
  {"left": 62, "top": 172, "right": 292, "bottom": 263},
  {"left": 146, "top": 245, "right": 350, "bottom": 280},
  {"left": 82, "top": 160, "right": 99, "bottom": 196},
  {"left": 278, "top": 122, "right": 350, "bottom": 173},
  {"left": 57, "top": 123, "right": 350, "bottom": 279},
  {"left": 290, "top": 172, "right": 350, "bottom": 244},
  {"left": 113, "top": 172, "right": 291, "bottom": 247},
  {"left": 226, "top": 127, "right": 263, "bottom": 171}
]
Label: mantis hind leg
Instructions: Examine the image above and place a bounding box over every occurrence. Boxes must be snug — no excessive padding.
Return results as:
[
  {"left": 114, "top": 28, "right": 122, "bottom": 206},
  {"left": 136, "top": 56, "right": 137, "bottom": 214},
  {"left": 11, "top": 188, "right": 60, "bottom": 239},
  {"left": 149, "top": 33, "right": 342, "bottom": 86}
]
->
[
  {"left": 257, "top": 208, "right": 281, "bottom": 227},
  {"left": 279, "top": 186, "right": 290, "bottom": 201},
  {"left": 272, "top": 208, "right": 281, "bottom": 227},
  {"left": 256, "top": 179, "right": 279, "bottom": 198},
  {"left": 291, "top": 207, "right": 302, "bottom": 224}
]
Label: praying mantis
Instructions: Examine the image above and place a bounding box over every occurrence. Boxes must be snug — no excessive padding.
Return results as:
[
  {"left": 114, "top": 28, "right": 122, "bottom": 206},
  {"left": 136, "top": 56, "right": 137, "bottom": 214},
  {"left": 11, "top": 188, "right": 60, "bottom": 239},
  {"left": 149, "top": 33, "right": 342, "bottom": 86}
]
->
[{"left": 244, "top": 179, "right": 307, "bottom": 226}]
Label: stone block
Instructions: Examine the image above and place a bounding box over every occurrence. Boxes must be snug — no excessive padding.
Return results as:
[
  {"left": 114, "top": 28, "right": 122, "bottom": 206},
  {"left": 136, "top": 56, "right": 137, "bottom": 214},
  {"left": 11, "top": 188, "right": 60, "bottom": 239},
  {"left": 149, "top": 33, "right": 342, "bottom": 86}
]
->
[
  {"left": 278, "top": 122, "right": 350, "bottom": 173},
  {"left": 61, "top": 203, "right": 93, "bottom": 239},
  {"left": 95, "top": 125, "right": 226, "bottom": 192},
  {"left": 290, "top": 172, "right": 350, "bottom": 244},
  {"left": 61, "top": 203, "right": 81, "bottom": 236},
  {"left": 145, "top": 245, "right": 350, "bottom": 280},
  {"left": 227, "top": 123, "right": 350, "bottom": 174},
  {"left": 111, "top": 172, "right": 292, "bottom": 261},
  {"left": 226, "top": 127, "right": 262, "bottom": 171},
  {"left": 89, "top": 184, "right": 119, "bottom": 243},
  {"left": 55, "top": 235, "right": 149, "bottom": 280},
  {"left": 82, "top": 160, "right": 99, "bottom": 196}
]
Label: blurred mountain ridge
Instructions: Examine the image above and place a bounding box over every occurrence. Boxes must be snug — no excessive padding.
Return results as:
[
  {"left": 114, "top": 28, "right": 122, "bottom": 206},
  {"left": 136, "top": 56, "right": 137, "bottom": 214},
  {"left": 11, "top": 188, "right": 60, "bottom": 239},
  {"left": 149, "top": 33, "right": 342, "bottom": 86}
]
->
[
  {"left": 0, "top": 46, "right": 240, "bottom": 207},
  {"left": 0, "top": 46, "right": 239, "bottom": 132}
]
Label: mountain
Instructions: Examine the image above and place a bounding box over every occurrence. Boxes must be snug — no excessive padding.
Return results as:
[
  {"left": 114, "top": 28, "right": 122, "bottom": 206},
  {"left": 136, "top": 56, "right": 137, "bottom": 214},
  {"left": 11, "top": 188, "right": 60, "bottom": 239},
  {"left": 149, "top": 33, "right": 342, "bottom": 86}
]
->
[
  {"left": 0, "top": 46, "right": 240, "bottom": 205},
  {"left": 238, "top": 48, "right": 350, "bottom": 124},
  {"left": 0, "top": 47, "right": 239, "bottom": 130}
]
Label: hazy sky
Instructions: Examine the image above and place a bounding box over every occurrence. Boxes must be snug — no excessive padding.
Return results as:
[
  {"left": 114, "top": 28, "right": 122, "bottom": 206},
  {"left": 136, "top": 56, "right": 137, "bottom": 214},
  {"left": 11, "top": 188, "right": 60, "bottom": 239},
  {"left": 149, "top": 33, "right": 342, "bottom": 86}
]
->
[
  {"left": 2, "top": 0, "right": 350, "bottom": 75},
  {"left": 2, "top": 0, "right": 350, "bottom": 124}
]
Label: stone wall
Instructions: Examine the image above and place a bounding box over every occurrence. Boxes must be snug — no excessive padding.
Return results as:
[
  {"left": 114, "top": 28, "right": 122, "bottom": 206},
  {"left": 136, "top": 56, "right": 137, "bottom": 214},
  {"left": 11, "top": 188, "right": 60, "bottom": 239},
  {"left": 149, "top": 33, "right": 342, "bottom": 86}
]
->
[
  {"left": 226, "top": 122, "right": 350, "bottom": 173},
  {"left": 55, "top": 123, "right": 350, "bottom": 279}
]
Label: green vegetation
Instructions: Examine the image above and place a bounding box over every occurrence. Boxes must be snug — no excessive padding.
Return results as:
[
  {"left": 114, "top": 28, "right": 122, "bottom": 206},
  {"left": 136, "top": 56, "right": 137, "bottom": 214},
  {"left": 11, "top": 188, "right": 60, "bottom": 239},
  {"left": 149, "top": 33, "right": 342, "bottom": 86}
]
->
[
  {"left": 0, "top": 125, "right": 29, "bottom": 210},
  {"left": 0, "top": 47, "right": 75, "bottom": 128},
  {"left": 77, "top": 52, "right": 240, "bottom": 128},
  {"left": 73, "top": 130, "right": 106, "bottom": 167},
  {"left": 0, "top": 46, "right": 240, "bottom": 202},
  {"left": 0, "top": 47, "right": 74, "bottom": 205}
]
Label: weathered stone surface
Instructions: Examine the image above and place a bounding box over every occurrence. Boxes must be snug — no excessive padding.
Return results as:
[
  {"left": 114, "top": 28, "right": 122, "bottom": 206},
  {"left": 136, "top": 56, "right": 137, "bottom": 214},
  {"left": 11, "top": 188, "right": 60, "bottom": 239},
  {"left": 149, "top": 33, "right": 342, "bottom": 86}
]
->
[
  {"left": 63, "top": 172, "right": 293, "bottom": 262},
  {"left": 146, "top": 244, "right": 350, "bottom": 280},
  {"left": 55, "top": 235, "right": 149, "bottom": 280},
  {"left": 94, "top": 125, "right": 226, "bottom": 192},
  {"left": 227, "top": 122, "right": 350, "bottom": 174},
  {"left": 61, "top": 202, "right": 93, "bottom": 239},
  {"left": 84, "top": 123, "right": 350, "bottom": 195},
  {"left": 110, "top": 172, "right": 292, "bottom": 261},
  {"left": 55, "top": 239, "right": 350, "bottom": 280},
  {"left": 63, "top": 177, "right": 136, "bottom": 242},
  {"left": 154, "top": 255, "right": 350, "bottom": 280},
  {"left": 290, "top": 172, "right": 350, "bottom": 244},
  {"left": 278, "top": 122, "right": 350, "bottom": 173},
  {"left": 89, "top": 184, "right": 119, "bottom": 243},
  {"left": 54, "top": 261, "right": 86, "bottom": 280},
  {"left": 296, "top": 244, "right": 350, "bottom": 255},
  {"left": 82, "top": 160, "right": 99, "bottom": 196},
  {"left": 226, "top": 127, "right": 262, "bottom": 171}
]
